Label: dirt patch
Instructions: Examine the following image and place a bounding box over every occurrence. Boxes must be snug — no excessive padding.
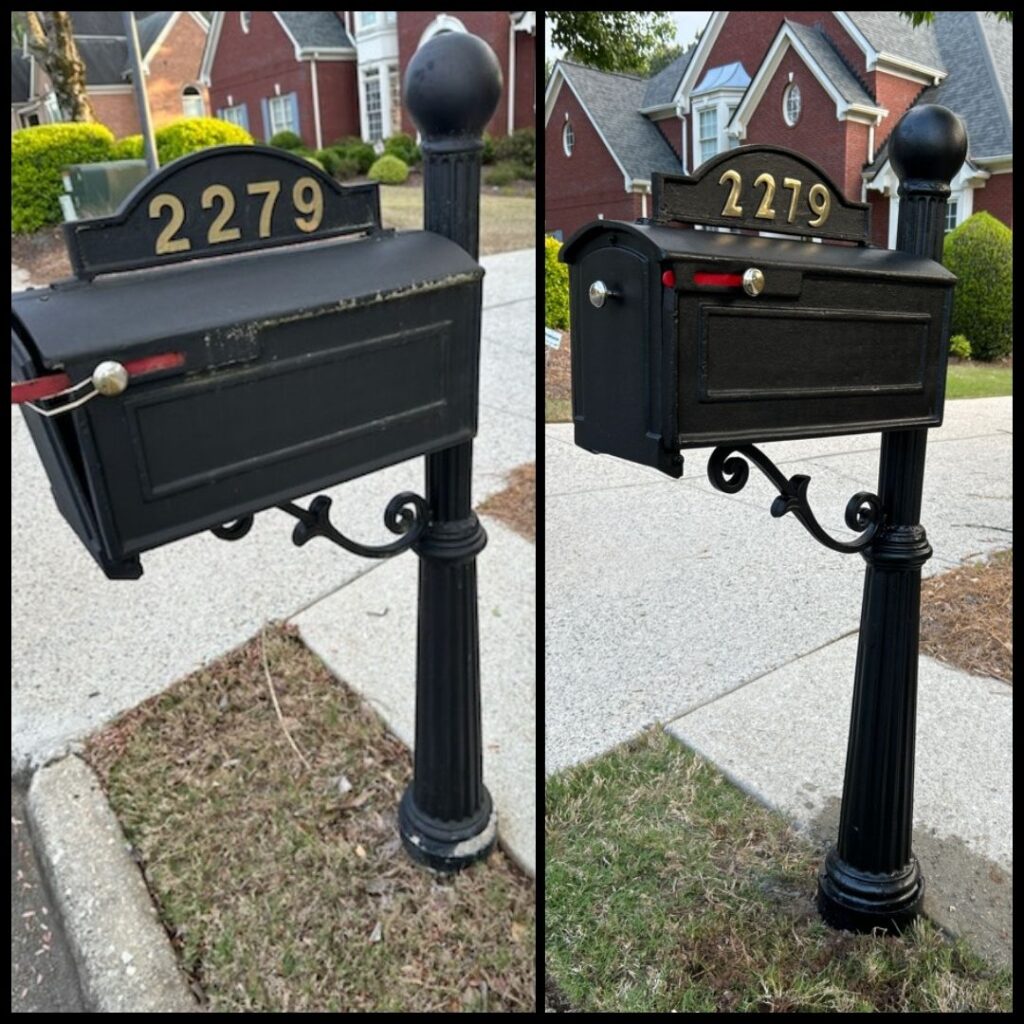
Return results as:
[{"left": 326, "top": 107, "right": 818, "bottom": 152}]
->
[
  {"left": 11, "top": 227, "right": 72, "bottom": 284},
  {"left": 83, "top": 624, "right": 534, "bottom": 1013},
  {"left": 478, "top": 462, "right": 535, "bottom": 541},
  {"left": 920, "top": 550, "right": 1012, "bottom": 683},
  {"left": 545, "top": 332, "right": 571, "bottom": 422}
]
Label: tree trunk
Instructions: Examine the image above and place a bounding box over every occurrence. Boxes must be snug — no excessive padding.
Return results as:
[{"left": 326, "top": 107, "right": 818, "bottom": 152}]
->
[{"left": 25, "top": 11, "right": 95, "bottom": 123}]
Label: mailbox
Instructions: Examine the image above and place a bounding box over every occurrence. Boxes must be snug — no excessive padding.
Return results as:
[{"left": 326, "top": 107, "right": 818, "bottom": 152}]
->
[
  {"left": 12, "top": 145, "right": 483, "bottom": 579},
  {"left": 560, "top": 145, "right": 956, "bottom": 478}
]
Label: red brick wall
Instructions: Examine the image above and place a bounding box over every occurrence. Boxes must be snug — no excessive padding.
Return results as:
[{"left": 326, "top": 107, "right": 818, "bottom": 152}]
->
[
  {"left": 867, "top": 191, "right": 889, "bottom": 247},
  {"left": 397, "top": 12, "right": 517, "bottom": 138},
  {"left": 145, "top": 12, "right": 209, "bottom": 127},
  {"left": 744, "top": 48, "right": 861, "bottom": 195},
  {"left": 89, "top": 94, "right": 139, "bottom": 137},
  {"left": 313, "top": 60, "right": 360, "bottom": 144},
  {"left": 871, "top": 71, "right": 923, "bottom": 152},
  {"left": 973, "top": 171, "right": 1013, "bottom": 229},
  {"left": 545, "top": 80, "right": 641, "bottom": 238},
  {"left": 514, "top": 29, "right": 535, "bottom": 131},
  {"left": 652, "top": 115, "right": 681, "bottom": 161},
  {"left": 208, "top": 11, "right": 317, "bottom": 144}
]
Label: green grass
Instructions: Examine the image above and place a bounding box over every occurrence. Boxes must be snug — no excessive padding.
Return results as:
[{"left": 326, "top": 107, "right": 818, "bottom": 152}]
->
[
  {"left": 546, "top": 728, "right": 1011, "bottom": 1013},
  {"left": 86, "top": 624, "right": 534, "bottom": 1013},
  {"left": 945, "top": 362, "right": 1013, "bottom": 399}
]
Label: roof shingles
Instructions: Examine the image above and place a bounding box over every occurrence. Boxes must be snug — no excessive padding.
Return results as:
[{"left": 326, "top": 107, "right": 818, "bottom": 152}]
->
[{"left": 276, "top": 12, "right": 353, "bottom": 52}]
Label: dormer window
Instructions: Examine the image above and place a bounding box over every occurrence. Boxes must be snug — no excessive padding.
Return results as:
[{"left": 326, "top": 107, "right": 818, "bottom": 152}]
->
[
  {"left": 360, "top": 12, "right": 379, "bottom": 30},
  {"left": 783, "top": 83, "right": 801, "bottom": 126}
]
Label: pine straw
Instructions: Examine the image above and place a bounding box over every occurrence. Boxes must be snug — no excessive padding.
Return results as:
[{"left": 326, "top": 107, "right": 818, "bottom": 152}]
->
[
  {"left": 477, "top": 462, "right": 535, "bottom": 541},
  {"left": 544, "top": 332, "right": 572, "bottom": 422},
  {"left": 920, "top": 550, "right": 1012, "bottom": 683},
  {"left": 84, "top": 623, "right": 534, "bottom": 1013}
]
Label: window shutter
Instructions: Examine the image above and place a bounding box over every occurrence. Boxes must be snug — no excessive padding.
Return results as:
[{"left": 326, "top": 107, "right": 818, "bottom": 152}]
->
[
  {"left": 288, "top": 92, "right": 300, "bottom": 136},
  {"left": 260, "top": 97, "right": 271, "bottom": 141}
]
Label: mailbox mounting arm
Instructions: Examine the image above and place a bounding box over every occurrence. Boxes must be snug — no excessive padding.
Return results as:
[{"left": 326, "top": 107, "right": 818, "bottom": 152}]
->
[
  {"left": 278, "top": 492, "right": 429, "bottom": 559},
  {"left": 707, "top": 445, "right": 882, "bottom": 554}
]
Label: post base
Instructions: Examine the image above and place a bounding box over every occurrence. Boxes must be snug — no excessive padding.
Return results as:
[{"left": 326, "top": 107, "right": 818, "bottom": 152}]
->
[
  {"left": 398, "top": 786, "right": 497, "bottom": 872},
  {"left": 817, "top": 846, "right": 924, "bottom": 934}
]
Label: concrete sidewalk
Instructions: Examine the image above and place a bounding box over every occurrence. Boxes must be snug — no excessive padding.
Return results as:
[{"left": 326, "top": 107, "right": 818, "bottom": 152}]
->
[{"left": 546, "top": 397, "right": 1012, "bottom": 963}]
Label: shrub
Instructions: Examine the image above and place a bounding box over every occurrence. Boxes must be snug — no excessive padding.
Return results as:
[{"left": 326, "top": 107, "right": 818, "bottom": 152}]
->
[
  {"left": 948, "top": 334, "right": 972, "bottom": 359},
  {"left": 483, "top": 161, "right": 518, "bottom": 187},
  {"left": 384, "top": 131, "right": 420, "bottom": 165},
  {"left": 942, "top": 212, "right": 1013, "bottom": 361},
  {"left": 481, "top": 132, "right": 496, "bottom": 165},
  {"left": 367, "top": 154, "right": 409, "bottom": 184},
  {"left": 514, "top": 161, "right": 535, "bottom": 181},
  {"left": 314, "top": 147, "right": 342, "bottom": 176},
  {"left": 331, "top": 137, "right": 376, "bottom": 174},
  {"left": 303, "top": 156, "right": 325, "bottom": 171},
  {"left": 333, "top": 157, "right": 360, "bottom": 181},
  {"left": 111, "top": 134, "right": 144, "bottom": 160},
  {"left": 545, "top": 235, "right": 569, "bottom": 331},
  {"left": 494, "top": 127, "right": 534, "bottom": 168},
  {"left": 269, "top": 130, "right": 303, "bottom": 150},
  {"left": 156, "top": 117, "right": 253, "bottom": 164},
  {"left": 12, "top": 122, "right": 114, "bottom": 233}
]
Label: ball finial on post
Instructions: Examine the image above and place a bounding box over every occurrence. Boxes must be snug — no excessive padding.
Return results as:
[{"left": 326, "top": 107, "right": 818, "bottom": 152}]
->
[
  {"left": 404, "top": 32, "right": 503, "bottom": 147},
  {"left": 889, "top": 104, "right": 968, "bottom": 193}
]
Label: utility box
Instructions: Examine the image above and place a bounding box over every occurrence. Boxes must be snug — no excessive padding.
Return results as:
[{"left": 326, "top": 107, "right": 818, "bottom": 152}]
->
[
  {"left": 12, "top": 145, "right": 483, "bottom": 579},
  {"left": 61, "top": 159, "right": 149, "bottom": 221},
  {"left": 560, "top": 145, "right": 956, "bottom": 478}
]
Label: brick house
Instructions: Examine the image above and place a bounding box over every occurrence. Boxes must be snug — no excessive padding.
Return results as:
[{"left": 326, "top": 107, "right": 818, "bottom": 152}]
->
[
  {"left": 545, "top": 11, "right": 1012, "bottom": 245},
  {"left": 11, "top": 12, "right": 209, "bottom": 137},
  {"left": 201, "top": 11, "right": 536, "bottom": 150}
]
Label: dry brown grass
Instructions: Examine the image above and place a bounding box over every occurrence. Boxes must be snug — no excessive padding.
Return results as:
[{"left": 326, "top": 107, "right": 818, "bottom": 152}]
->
[
  {"left": 545, "top": 332, "right": 572, "bottom": 422},
  {"left": 478, "top": 462, "right": 535, "bottom": 541},
  {"left": 84, "top": 624, "right": 534, "bottom": 1013},
  {"left": 920, "top": 550, "right": 1012, "bottom": 683}
]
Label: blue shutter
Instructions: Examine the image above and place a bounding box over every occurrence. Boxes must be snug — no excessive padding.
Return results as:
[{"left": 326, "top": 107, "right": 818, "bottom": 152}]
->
[
  {"left": 288, "top": 92, "right": 300, "bottom": 137},
  {"left": 260, "top": 97, "right": 271, "bottom": 141},
  {"left": 239, "top": 103, "right": 250, "bottom": 133}
]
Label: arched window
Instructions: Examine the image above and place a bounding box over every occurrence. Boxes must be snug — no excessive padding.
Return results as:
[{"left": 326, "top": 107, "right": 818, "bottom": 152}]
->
[
  {"left": 563, "top": 120, "right": 574, "bottom": 157},
  {"left": 783, "top": 82, "right": 801, "bottom": 126},
  {"left": 240, "top": 12, "right": 251, "bottom": 34},
  {"left": 182, "top": 84, "right": 204, "bottom": 119}
]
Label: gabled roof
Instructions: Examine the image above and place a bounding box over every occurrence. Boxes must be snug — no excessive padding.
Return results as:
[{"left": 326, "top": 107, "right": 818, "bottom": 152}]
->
[
  {"left": 276, "top": 11, "right": 353, "bottom": 52},
  {"left": 12, "top": 50, "right": 31, "bottom": 103},
  {"left": 784, "top": 20, "right": 873, "bottom": 107},
  {"left": 136, "top": 12, "right": 175, "bottom": 57},
  {"left": 555, "top": 60, "right": 681, "bottom": 183},
  {"left": 843, "top": 11, "right": 946, "bottom": 76},
  {"left": 76, "top": 36, "right": 129, "bottom": 85},
  {"left": 66, "top": 12, "right": 130, "bottom": 37},
  {"left": 641, "top": 46, "right": 695, "bottom": 109}
]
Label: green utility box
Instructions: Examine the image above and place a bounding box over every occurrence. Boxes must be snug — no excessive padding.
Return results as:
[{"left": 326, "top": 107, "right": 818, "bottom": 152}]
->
[{"left": 60, "top": 160, "right": 149, "bottom": 221}]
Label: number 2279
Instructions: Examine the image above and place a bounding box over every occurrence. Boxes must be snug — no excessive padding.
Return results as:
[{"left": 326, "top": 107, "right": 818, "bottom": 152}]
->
[{"left": 718, "top": 169, "right": 831, "bottom": 228}]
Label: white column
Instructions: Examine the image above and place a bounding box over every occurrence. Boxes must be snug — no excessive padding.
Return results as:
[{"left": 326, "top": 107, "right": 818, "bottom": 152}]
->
[{"left": 310, "top": 58, "right": 323, "bottom": 150}]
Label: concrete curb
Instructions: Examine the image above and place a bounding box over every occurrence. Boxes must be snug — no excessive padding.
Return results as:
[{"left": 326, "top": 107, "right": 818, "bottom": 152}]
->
[{"left": 27, "top": 755, "right": 197, "bottom": 1013}]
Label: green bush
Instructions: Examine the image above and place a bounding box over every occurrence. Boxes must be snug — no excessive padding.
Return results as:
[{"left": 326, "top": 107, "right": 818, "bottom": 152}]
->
[
  {"left": 481, "top": 132, "right": 496, "bottom": 165},
  {"left": 545, "top": 235, "right": 569, "bottom": 331},
  {"left": 111, "top": 134, "right": 144, "bottom": 160},
  {"left": 494, "top": 127, "right": 535, "bottom": 168},
  {"left": 314, "top": 148, "right": 342, "bottom": 176},
  {"left": 948, "top": 334, "right": 972, "bottom": 359},
  {"left": 303, "top": 156, "right": 325, "bottom": 171},
  {"left": 156, "top": 117, "right": 253, "bottom": 164},
  {"left": 367, "top": 154, "right": 409, "bottom": 184},
  {"left": 942, "top": 212, "right": 1013, "bottom": 361},
  {"left": 331, "top": 137, "right": 376, "bottom": 174},
  {"left": 12, "top": 122, "right": 114, "bottom": 233},
  {"left": 269, "top": 130, "right": 303, "bottom": 150},
  {"left": 483, "top": 161, "right": 518, "bottom": 187},
  {"left": 333, "top": 157, "right": 360, "bottom": 181},
  {"left": 384, "top": 131, "right": 420, "bottom": 165},
  {"left": 514, "top": 161, "right": 535, "bottom": 181}
]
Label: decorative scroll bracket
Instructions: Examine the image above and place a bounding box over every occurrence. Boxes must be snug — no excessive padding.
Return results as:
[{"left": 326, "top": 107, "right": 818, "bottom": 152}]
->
[{"left": 707, "top": 445, "right": 882, "bottom": 554}]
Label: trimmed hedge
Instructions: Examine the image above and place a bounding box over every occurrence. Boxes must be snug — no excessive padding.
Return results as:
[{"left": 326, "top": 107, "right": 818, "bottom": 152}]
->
[
  {"left": 545, "top": 235, "right": 569, "bottom": 331},
  {"left": 384, "top": 131, "right": 420, "bottom": 165},
  {"left": 481, "top": 132, "right": 496, "bottom": 165},
  {"left": 948, "top": 334, "right": 972, "bottom": 359},
  {"left": 269, "top": 130, "right": 303, "bottom": 150},
  {"left": 12, "top": 122, "right": 114, "bottom": 233},
  {"left": 156, "top": 117, "right": 253, "bottom": 163},
  {"left": 484, "top": 161, "right": 518, "bottom": 187},
  {"left": 314, "top": 147, "right": 343, "bottom": 176},
  {"left": 367, "top": 154, "right": 409, "bottom": 184},
  {"left": 494, "top": 127, "right": 534, "bottom": 168},
  {"left": 333, "top": 156, "right": 360, "bottom": 181},
  {"left": 330, "top": 137, "right": 376, "bottom": 174},
  {"left": 111, "top": 134, "right": 144, "bottom": 159},
  {"left": 942, "top": 211, "right": 1013, "bottom": 361}
]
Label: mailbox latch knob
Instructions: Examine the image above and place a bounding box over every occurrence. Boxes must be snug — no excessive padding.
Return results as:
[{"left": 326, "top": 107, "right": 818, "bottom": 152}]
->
[
  {"left": 588, "top": 280, "right": 617, "bottom": 308},
  {"left": 92, "top": 360, "right": 129, "bottom": 396},
  {"left": 742, "top": 268, "right": 765, "bottom": 297}
]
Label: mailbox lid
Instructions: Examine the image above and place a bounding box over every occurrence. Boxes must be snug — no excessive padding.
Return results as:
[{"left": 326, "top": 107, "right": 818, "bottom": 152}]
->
[{"left": 12, "top": 230, "right": 482, "bottom": 371}]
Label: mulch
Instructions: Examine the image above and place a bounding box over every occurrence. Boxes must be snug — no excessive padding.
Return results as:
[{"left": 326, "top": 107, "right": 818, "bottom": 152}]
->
[{"left": 477, "top": 462, "right": 535, "bottom": 541}]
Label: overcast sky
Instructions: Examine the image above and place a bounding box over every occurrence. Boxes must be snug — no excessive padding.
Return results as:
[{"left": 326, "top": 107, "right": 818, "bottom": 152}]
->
[{"left": 545, "top": 11, "right": 712, "bottom": 61}]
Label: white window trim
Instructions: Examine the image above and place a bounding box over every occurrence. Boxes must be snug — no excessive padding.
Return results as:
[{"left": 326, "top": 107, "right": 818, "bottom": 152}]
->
[
  {"left": 182, "top": 84, "right": 204, "bottom": 118},
  {"left": 359, "top": 12, "right": 379, "bottom": 31},
  {"left": 363, "top": 67, "right": 383, "bottom": 141},
  {"left": 696, "top": 105, "right": 718, "bottom": 166},
  {"left": 562, "top": 120, "right": 574, "bottom": 157},
  {"left": 417, "top": 13, "right": 467, "bottom": 48},
  {"left": 268, "top": 93, "right": 297, "bottom": 136},
  {"left": 783, "top": 82, "right": 801, "bottom": 127},
  {"left": 219, "top": 103, "right": 247, "bottom": 127},
  {"left": 240, "top": 12, "right": 251, "bottom": 34}
]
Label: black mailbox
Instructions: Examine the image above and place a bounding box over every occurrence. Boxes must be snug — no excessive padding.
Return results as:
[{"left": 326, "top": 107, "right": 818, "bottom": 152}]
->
[
  {"left": 12, "top": 146, "right": 483, "bottom": 578},
  {"left": 561, "top": 146, "right": 956, "bottom": 477}
]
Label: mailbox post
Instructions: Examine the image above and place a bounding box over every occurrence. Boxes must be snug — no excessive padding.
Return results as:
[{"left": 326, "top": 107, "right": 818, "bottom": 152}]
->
[{"left": 562, "top": 105, "right": 967, "bottom": 933}]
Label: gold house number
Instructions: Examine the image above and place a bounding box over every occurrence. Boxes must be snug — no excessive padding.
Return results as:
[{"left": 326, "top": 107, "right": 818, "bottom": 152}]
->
[
  {"left": 148, "top": 177, "right": 325, "bottom": 255},
  {"left": 717, "top": 170, "right": 832, "bottom": 228}
]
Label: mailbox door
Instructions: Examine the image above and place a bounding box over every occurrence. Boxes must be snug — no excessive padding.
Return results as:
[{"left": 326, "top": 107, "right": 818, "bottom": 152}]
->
[{"left": 571, "top": 241, "right": 681, "bottom": 477}]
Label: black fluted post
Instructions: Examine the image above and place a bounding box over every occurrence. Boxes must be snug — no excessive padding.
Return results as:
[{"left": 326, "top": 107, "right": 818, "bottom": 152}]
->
[
  {"left": 398, "top": 32, "right": 502, "bottom": 871},
  {"left": 818, "top": 105, "right": 968, "bottom": 932}
]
